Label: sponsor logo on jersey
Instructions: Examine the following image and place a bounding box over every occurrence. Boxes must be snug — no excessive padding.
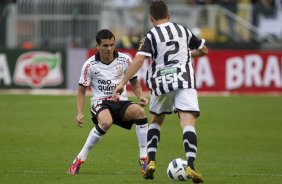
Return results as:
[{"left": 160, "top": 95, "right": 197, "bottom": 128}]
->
[
  {"left": 13, "top": 51, "right": 63, "bottom": 88},
  {"left": 160, "top": 67, "right": 177, "bottom": 76},
  {"left": 98, "top": 80, "right": 117, "bottom": 95},
  {"left": 155, "top": 67, "right": 185, "bottom": 86}
]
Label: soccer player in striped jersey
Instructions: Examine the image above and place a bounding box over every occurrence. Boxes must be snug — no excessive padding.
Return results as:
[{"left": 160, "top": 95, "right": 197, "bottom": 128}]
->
[
  {"left": 69, "top": 29, "right": 149, "bottom": 175},
  {"left": 114, "top": 1, "right": 208, "bottom": 183}
]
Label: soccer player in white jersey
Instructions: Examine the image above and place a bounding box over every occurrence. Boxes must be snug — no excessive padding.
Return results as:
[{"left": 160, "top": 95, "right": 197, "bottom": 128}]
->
[
  {"left": 114, "top": 1, "right": 208, "bottom": 183},
  {"left": 69, "top": 29, "right": 149, "bottom": 175}
]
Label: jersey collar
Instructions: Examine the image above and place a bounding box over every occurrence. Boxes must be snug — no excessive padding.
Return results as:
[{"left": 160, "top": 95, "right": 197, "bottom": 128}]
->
[
  {"left": 95, "top": 50, "right": 119, "bottom": 62},
  {"left": 155, "top": 21, "right": 170, "bottom": 27}
]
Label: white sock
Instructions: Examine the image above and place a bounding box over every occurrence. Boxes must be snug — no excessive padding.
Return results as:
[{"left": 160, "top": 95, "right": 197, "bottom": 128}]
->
[
  {"left": 77, "top": 127, "right": 102, "bottom": 161},
  {"left": 136, "top": 123, "right": 148, "bottom": 158}
]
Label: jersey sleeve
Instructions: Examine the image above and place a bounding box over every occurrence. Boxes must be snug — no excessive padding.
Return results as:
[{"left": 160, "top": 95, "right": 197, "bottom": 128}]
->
[
  {"left": 78, "top": 61, "right": 91, "bottom": 86},
  {"left": 188, "top": 32, "right": 206, "bottom": 50},
  {"left": 136, "top": 35, "right": 152, "bottom": 57}
]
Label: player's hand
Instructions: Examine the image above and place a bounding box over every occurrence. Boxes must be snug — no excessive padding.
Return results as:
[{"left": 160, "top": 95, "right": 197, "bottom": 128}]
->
[
  {"left": 112, "top": 84, "right": 125, "bottom": 101},
  {"left": 139, "top": 96, "right": 148, "bottom": 107},
  {"left": 76, "top": 113, "right": 84, "bottom": 127}
]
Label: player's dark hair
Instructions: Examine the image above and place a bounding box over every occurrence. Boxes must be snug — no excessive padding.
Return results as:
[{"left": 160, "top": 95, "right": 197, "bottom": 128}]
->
[
  {"left": 149, "top": 0, "right": 169, "bottom": 20},
  {"left": 96, "top": 29, "right": 115, "bottom": 44}
]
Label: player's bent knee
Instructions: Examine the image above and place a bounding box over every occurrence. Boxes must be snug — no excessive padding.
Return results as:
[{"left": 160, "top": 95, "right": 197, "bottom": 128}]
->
[
  {"left": 98, "top": 121, "right": 113, "bottom": 131},
  {"left": 134, "top": 107, "right": 146, "bottom": 119}
]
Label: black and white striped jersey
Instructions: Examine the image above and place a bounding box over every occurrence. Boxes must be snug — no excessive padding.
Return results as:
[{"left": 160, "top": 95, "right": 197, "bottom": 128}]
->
[{"left": 137, "top": 22, "right": 205, "bottom": 96}]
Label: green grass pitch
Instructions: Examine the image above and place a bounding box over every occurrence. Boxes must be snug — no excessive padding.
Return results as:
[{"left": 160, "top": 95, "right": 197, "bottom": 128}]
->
[{"left": 0, "top": 94, "right": 282, "bottom": 184}]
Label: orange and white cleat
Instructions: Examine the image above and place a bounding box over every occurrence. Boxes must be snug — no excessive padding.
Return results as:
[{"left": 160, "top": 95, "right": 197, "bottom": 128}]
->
[
  {"left": 139, "top": 156, "right": 148, "bottom": 174},
  {"left": 69, "top": 158, "right": 84, "bottom": 174}
]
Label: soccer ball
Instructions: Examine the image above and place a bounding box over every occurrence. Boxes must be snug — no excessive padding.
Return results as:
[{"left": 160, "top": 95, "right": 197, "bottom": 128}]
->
[{"left": 167, "top": 158, "right": 187, "bottom": 181}]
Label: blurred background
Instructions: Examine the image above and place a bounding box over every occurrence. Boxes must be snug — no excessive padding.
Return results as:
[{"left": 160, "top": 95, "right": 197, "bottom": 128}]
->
[{"left": 0, "top": 0, "right": 282, "bottom": 94}]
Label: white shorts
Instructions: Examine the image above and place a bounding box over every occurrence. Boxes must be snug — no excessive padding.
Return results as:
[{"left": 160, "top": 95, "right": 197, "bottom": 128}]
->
[{"left": 149, "top": 88, "right": 200, "bottom": 116}]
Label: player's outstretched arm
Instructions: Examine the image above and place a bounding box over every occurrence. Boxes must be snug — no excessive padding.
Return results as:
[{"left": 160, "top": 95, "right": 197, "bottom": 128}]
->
[
  {"left": 113, "top": 54, "right": 146, "bottom": 99},
  {"left": 76, "top": 85, "right": 88, "bottom": 127},
  {"left": 191, "top": 45, "right": 208, "bottom": 58},
  {"left": 129, "top": 77, "right": 148, "bottom": 107}
]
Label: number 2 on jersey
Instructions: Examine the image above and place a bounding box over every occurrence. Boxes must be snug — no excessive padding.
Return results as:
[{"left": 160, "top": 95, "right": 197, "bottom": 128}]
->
[{"left": 164, "top": 41, "right": 179, "bottom": 65}]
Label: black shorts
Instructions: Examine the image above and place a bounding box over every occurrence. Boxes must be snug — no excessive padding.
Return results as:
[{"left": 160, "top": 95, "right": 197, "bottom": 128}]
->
[{"left": 90, "top": 100, "right": 135, "bottom": 130}]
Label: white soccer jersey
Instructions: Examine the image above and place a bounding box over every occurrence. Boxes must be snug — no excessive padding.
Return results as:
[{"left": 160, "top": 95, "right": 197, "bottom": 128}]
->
[
  {"left": 137, "top": 22, "right": 205, "bottom": 96},
  {"left": 78, "top": 51, "right": 134, "bottom": 105}
]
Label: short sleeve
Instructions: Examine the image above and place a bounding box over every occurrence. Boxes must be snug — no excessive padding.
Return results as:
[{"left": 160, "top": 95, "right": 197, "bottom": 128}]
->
[
  {"left": 188, "top": 32, "right": 205, "bottom": 50},
  {"left": 78, "top": 62, "right": 91, "bottom": 86},
  {"left": 136, "top": 35, "right": 152, "bottom": 57}
]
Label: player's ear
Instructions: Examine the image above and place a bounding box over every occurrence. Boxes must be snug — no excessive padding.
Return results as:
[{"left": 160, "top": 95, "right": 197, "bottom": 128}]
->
[
  {"left": 167, "top": 13, "right": 170, "bottom": 21},
  {"left": 149, "top": 15, "right": 154, "bottom": 23}
]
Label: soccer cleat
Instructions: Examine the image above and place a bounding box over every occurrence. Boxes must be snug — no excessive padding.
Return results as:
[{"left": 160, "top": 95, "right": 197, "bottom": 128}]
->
[
  {"left": 142, "top": 160, "right": 156, "bottom": 180},
  {"left": 139, "top": 156, "right": 148, "bottom": 174},
  {"left": 186, "top": 166, "right": 204, "bottom": 183},
  {"left": 69, "top": 158, "right": 84, "bottom": 174}
]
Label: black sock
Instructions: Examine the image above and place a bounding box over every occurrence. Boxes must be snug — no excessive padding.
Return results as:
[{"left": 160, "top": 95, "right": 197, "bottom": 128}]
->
[
  {"left": 147, "top": 124, "right": 160, "bottom": 162},
  {"left": 183, "top": 126, "right": 197, "bottom": 170}
]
